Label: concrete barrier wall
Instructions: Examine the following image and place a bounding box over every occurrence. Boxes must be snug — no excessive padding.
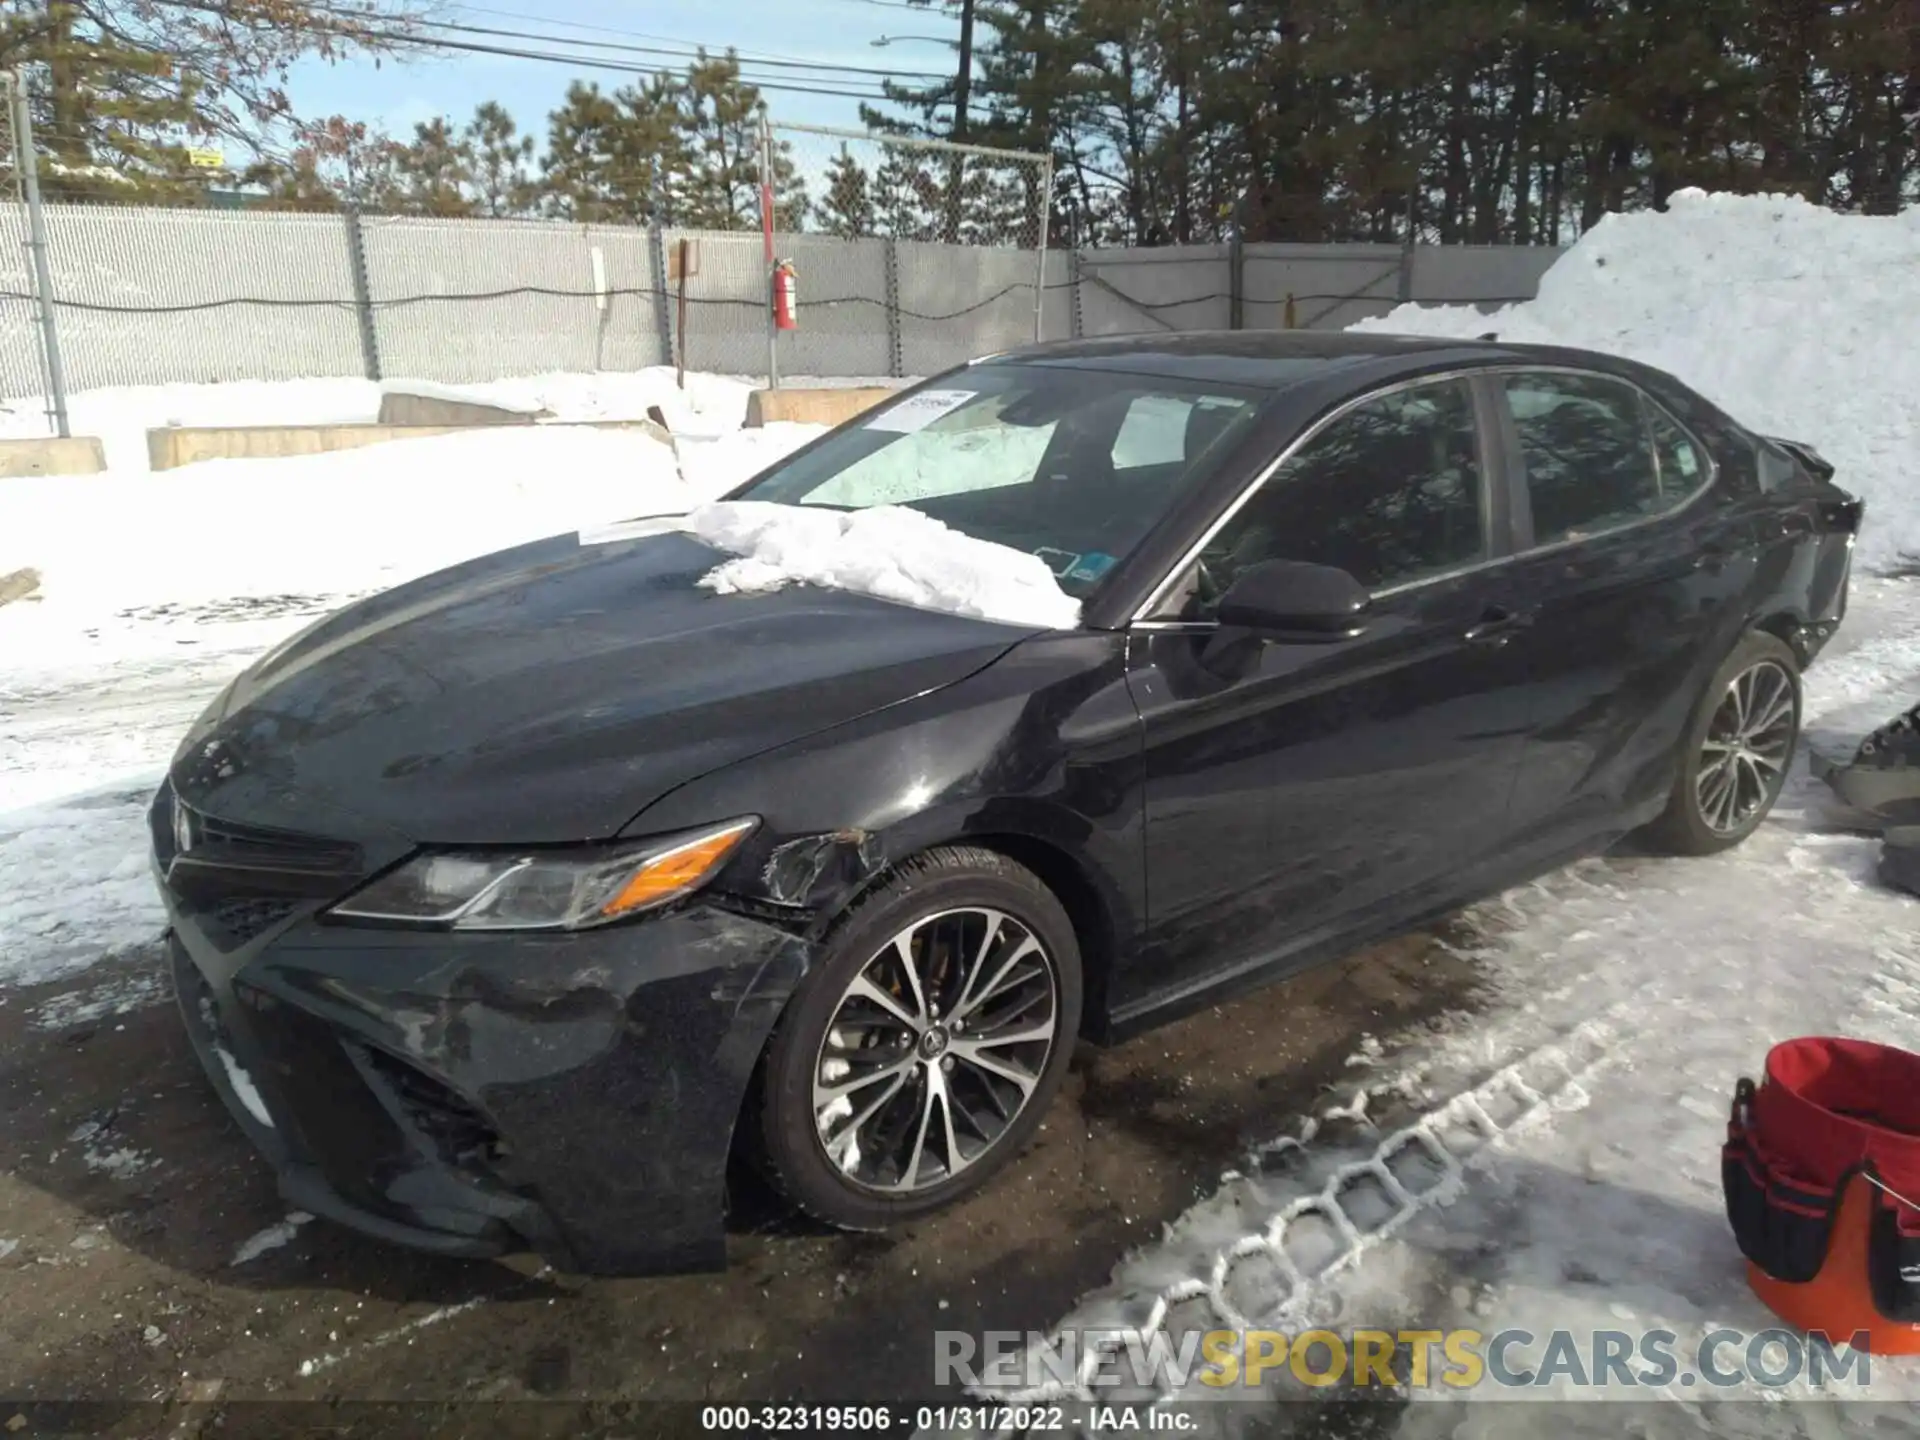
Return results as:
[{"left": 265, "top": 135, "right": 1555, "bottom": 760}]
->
[
  {"left": 0, "top": 436, "right": 107, "bottom": 477},
  {"left": 375, "top": 391, "right": 548, "bottom": 426},
  {"left": 744, "top": 387, "right": 900, "bottom": 428},
  {"left": 146, "top": 418, "right": 669, "bottom": 471}
]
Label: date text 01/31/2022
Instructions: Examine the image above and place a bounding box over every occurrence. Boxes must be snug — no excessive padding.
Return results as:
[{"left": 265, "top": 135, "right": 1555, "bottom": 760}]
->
[
  {"left": 697, "top": 1405, "right": 1200, "bottom": 1433},
  {"left": 698, "top": 1404, "right": 1088, "bottom": 1432}
]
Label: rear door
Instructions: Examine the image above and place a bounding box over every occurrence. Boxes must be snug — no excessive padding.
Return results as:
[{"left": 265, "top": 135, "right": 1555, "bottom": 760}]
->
[
  {"left": 1118, "top": 374, "right": 1537, "bottom": 1018},
  {"left": 1484, "top": 368, "right": 1755, "bottom": 848}
]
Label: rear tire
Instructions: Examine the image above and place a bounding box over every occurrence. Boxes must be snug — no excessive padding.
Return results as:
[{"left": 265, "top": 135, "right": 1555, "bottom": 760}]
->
[
  {"left": 756, "top": 846, "right": 1082, "bottom": 1231},
  {"left": 1645, "top": 631, "right": 1801, "bottom": 856}
]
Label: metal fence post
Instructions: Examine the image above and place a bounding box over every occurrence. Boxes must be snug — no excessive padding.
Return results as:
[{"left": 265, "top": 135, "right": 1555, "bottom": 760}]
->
[
  {"left": 1229, "top": 231, "right": 1245, "bottom": 331},
  {"left": 758, "top": 112, "right": 778, "bottom": 390},
  {"left": 649, "top": 224, "right": 673, "bottom": 369},
  {"left": 8, "top": 73, "right": 69, "bottom": 438},
  {"left": 882, "top": 237, "right": 903, "bottom": 379},
  {"left": 1399, "top": 187, "right": 1418, "bottom": 304},
  {"left": 341, "top": 205, "right": 382, "bottom": 382},
  {"left": 1031, "top": 155, "right": 1053, "bottom": 344},
  {"left": 1069, "top": 251, "right": 1085, "bottom": 339}
]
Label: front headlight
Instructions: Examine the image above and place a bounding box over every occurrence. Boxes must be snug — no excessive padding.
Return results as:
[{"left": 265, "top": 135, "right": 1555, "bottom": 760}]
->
[{"left": 326, "top": 818, "right": 758, "bottom": 931}]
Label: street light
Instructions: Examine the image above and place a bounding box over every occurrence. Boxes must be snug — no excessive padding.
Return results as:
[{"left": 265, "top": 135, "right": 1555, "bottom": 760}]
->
[{"left": 871, "top": 34, "right": 956, "bottom": 46}]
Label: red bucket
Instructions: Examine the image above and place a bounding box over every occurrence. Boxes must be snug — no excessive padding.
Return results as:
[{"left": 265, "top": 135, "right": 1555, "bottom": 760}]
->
[{"left": 1724, "top": 1037, "right": 1920, "bottom": 1352}]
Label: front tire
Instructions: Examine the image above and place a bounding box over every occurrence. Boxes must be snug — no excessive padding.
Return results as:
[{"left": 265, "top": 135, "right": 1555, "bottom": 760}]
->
[
  {"left": 757, "top": 846, "right": 1083, "bottom": 1231},
  {"left": 1646, "top": 631, "right": 1801, "bottom": 855}
]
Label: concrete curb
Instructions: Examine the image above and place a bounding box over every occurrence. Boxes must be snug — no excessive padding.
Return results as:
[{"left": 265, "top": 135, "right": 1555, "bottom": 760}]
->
[
  {"left": 145, "top": 419, "right": 671, "bottom": 471},
  {"left": 0, "top": 436, "right": 108, "bottom": 477},
  {"left": 744, "top": 387, "right": 897, "bottom": 428}
]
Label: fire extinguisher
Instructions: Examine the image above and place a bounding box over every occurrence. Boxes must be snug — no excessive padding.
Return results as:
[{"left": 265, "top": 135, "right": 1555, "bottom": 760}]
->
[{"left": 772, "top": 259, "right": 798, "bottom": 332}]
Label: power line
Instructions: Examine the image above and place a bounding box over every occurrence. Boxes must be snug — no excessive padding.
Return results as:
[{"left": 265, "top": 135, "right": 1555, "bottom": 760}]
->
[
  {"left": 174, "top": 3, "right": 916, "bottom": 103},
  {"left": 384, "top": 12, "right": 956, "bottom": 82},
  {"left": 311, "top": 16, "right": 982, "bottom": 111},
  {"left": 242, "top": 0, "right": 954, "bottom": 82},
  {"left": 446, "top": 1, "right": 955, "bottom": 63}
]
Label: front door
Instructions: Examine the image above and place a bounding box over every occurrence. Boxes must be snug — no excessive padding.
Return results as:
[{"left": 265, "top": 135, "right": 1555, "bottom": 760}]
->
[{"left": 1117, "top": 375, "right": 1535, "bottom": 1018}]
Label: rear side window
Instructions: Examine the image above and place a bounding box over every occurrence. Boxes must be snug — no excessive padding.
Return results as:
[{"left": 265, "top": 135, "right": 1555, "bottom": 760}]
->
[
  {"left": 1647, "top": 406, "right": 1709, "bottom": 495},
  {"left": 1505, "top": 372, "right": 1683, "bottom": 545}
]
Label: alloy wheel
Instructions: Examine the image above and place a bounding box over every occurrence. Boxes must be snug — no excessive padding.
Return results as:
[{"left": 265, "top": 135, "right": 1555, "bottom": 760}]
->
[
  {"left": 811, "top": 907, "right": 1059, "bottom": 1194},
  {"left": 1695, "top": 659, "right": 1797, "bottom": 835}
]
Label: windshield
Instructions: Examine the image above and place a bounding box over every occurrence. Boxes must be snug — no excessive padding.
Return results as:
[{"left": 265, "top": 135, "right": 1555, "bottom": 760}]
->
[{"left": 731, "top": 365, "right": 1270, "bottom": 598}]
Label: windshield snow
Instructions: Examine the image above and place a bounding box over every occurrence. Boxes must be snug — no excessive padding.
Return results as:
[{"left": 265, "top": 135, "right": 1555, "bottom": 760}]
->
[{"left": 731, "top": 365, "right": 1269, "bottom": 601}]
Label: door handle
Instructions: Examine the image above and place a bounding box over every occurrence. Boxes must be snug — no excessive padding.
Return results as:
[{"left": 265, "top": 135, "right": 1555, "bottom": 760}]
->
[{"left": 1464, "top": 605, "right": 1534, "bottom": 647}]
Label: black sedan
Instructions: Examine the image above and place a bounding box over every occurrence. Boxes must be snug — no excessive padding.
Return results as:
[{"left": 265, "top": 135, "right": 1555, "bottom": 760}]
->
[{"left": 152, "top": 332, "right": 1862, "bottom": 1275}]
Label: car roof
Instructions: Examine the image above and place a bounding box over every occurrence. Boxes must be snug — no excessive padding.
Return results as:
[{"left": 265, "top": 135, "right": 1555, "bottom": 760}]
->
[{"left": 989, "top": 329, "right": 1640, "bottom": 393}]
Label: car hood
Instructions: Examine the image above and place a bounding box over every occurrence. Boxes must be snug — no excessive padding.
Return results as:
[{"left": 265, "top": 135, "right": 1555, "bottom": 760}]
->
[{"left": 167, "top": 528, "right": 1035, "bottom": 849}]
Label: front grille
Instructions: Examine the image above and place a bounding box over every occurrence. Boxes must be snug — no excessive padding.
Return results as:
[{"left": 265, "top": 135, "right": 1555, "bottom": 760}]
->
[
  {"left": 154, "top": 781, "right": 366, "bottom": 950},
  {"left": 203, "top": 896, "right": 306, "bottom": 950},
  {"left": 362, "top": 1047, "right": 507, "bottom": 1170},
  {"left": 182, "top": 799, "right": 362, "bottom": 876}
]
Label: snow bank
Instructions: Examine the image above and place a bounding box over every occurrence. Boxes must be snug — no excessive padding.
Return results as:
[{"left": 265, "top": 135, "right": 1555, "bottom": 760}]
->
[
  {"left": 1354, "top": 188, "right": 1920, "bottom": 571},
  {"left": 0, "top": 426, "right": 700, "bottom": 618},
  {"left": 688, "top": 501, "right": 1082, "bottom": 631}
]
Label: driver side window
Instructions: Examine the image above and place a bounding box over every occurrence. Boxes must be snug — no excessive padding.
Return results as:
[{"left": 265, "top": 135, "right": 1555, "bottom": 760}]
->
[{"left": 1175, "top": 378, "right": 1487, "bottom": 616}]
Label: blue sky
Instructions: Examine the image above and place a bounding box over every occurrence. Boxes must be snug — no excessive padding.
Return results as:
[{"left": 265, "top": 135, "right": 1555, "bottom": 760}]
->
[{"left": 283, "top": 0, "right": 963, "bottom": 146}]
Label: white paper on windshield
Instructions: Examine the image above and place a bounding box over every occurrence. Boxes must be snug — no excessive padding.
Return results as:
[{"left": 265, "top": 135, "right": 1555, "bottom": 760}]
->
[
  {"left": 577, "top": 514, "right": 690, "bottom": 546},
  {"left": 863, "top": 389, "right": 977, "bottom": 434}
]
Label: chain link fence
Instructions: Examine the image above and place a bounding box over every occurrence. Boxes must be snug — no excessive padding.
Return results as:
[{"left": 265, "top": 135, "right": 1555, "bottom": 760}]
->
[
  {"left": 767, "top": 123, "right": 1052, "bottom": 380},
  {"left": 0, "top": 97, "right": 1565, "bottom": 423}
]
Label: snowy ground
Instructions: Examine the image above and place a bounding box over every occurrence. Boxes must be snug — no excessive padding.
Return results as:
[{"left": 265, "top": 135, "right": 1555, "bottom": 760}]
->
[{"left": 3, "top": 192, "right": 1919, "bottom": 1424}]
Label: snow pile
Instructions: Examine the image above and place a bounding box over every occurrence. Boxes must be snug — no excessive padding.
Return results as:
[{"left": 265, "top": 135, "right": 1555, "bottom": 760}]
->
[
  {"left": 1354, "top": 188, "right": 1920, "bottom": 570},
  {"left": 0, "top": 427, "right": 698, "bottom": 632},
  {"left": 688, "top": 501, "right": 1083, "bottom": 630}
]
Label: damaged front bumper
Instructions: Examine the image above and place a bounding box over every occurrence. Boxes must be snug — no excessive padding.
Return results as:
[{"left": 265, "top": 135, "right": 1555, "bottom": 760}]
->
[{"left": 159, "top": 848, "right": 812, "bottom": 1276}]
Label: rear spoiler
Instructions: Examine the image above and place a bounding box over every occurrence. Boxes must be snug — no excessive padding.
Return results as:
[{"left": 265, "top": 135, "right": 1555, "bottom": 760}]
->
[{"left": 1763, "top": 434, "right": 1836, "bottom": 483}]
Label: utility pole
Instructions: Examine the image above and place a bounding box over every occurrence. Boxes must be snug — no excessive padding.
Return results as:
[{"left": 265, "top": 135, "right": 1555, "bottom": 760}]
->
[
  {"left": 7, "top": 72, "right": 69, "bottom": 438},
  {"left": 953, "top": 0, "right": 974, "bottom": 145},
  {"left": 944, "top": 0, "right": 974, "bottom": 240}
]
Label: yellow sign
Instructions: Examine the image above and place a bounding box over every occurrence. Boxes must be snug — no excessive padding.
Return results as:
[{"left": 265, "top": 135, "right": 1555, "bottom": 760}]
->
[{"left": 186, "top": 148, "right": 224, "bottom": 170}]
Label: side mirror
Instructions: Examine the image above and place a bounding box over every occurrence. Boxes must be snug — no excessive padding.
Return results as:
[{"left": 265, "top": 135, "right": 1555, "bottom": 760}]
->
[{"left": 1214, "top": 559, "right": 1371, "bottom": 639}]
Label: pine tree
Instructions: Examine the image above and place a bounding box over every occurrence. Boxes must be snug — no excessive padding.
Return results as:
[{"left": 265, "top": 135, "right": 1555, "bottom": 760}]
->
[
  {"left": 539, "top": 77, "right": 686, "bottom": 223},
  {"left": 816, "top": 146, "right": 877, "bottom": 238},
  {"left": 392, "top": 117, "right": 474, "bottom": 217},
  {"left": 679, "top": 52, "right": 807, "bottom": 231},
  {"left": 465, "top": 101, "right": 536, "bottom": 218}
]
